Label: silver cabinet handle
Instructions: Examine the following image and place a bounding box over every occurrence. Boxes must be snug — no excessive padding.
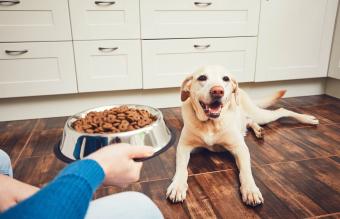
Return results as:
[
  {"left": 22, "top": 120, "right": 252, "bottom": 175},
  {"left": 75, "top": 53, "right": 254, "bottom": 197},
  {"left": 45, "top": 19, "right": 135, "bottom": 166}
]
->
[
  {"left": 194, "top": 44, "right": 210, "bottom": 49},
  {"left": 194, "top": 2, "right": 212, "bottom": 7},
  {"left": 94, "top": 1, "right": 115, "bottom": 6},
  {"left": 98, "top": 47, "right": 118, "bottom": 52},
  {"left": 5, "top": 49, "right": 28, "bottom": 55},
  {"left": 0, "top": 0, "right": 20, "bottom": 6}
]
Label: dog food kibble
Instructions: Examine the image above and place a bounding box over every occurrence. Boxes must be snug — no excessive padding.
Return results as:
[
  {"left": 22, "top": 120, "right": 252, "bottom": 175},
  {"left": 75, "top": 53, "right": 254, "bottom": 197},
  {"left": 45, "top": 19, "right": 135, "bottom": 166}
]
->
[{"left": 72, "top": 105, "right": 157, "bottom": 134}]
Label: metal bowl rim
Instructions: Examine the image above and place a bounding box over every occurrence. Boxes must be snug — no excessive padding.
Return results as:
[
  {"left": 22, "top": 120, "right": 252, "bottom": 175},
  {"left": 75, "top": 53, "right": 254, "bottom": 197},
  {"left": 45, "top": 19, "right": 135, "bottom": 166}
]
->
[
  {"left": 54, "top": 127, "right": 176, "bottom": 163},
  {"left": 65, "top": 104, "right": 165, "bottom": 138}
]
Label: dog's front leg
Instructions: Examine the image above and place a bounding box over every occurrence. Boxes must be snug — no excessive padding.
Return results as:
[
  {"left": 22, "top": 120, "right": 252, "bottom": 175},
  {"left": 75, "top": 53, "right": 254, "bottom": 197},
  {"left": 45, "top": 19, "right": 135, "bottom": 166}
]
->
[
  {"left": 166, "top": 136, "right": 193, "bottom": 203},
  {"left": 229, "top": 137, "right": 264, "bottom": 206}
]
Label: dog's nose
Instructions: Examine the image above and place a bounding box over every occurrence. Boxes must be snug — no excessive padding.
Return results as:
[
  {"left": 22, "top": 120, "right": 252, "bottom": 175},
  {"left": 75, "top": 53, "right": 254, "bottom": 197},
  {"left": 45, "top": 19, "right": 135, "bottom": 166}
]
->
[{"left": 210, "top": 86, "right": 224, "bottom": 98}]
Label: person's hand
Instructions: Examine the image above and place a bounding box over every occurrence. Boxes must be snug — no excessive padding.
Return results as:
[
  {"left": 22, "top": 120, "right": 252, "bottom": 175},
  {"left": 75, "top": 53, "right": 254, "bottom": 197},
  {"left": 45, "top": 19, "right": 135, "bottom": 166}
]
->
[
  {"left": 86, "top": 143, "right": 154, "bottom": 187},
  {"left": 0, "top": 174, "right": 39, "bottom": 212}
]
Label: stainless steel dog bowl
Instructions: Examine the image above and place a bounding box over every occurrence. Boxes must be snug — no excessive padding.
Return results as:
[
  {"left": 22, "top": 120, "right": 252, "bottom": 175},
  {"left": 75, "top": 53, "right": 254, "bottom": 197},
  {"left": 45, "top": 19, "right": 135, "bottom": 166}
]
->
[{"left": 54, "top": 104, "right": 175, "bottom": 162}]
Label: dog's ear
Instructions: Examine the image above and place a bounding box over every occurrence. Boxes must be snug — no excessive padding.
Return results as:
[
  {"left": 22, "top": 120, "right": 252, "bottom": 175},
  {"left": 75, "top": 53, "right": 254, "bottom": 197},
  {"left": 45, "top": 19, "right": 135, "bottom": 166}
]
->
[
  {"left": 231, "top": 77, "right": 240, "bottom": 105},
  {"left": 180, "top": 75, "right": 193, "bottom": 102}
]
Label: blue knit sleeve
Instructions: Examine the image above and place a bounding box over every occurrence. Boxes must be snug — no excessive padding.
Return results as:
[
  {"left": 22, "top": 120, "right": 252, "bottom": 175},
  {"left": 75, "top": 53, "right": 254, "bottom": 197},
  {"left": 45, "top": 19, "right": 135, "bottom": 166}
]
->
[{"left": 0, "top": 159, "right": 105, "bottom": 219}]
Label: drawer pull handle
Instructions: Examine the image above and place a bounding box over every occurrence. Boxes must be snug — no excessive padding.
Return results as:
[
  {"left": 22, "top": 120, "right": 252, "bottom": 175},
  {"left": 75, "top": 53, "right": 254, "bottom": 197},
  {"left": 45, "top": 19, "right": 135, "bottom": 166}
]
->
[
  {"left": 194, "top": 2, "right": 212, "bottom": 7},
  {"left": 5, "top": 50, "right": 28, "bottom": 55},
  {"left": 194, "top": 44, "right": 210, "bottom": 49},
  {"left": 0, "top": 0, "right": 20, "bottom": 6},
  {"left": 94, "top": 1, "right": 115, "bottom": 6},
  {"left": 98, "top": 47, "right": 118, "bottom": 52}
]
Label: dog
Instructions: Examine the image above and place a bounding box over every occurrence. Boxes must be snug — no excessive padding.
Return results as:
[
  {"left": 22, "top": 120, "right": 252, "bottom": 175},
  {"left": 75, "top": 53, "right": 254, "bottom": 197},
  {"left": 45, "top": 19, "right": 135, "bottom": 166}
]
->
[{"left": 166, "top": 65, "right": 319, "bottom": 206}]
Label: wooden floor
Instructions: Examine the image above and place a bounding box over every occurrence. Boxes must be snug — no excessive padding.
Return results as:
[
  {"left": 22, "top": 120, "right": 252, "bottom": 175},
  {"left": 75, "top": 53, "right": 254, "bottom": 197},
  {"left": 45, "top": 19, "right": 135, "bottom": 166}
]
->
[{"left": 1, "top": 95, "right": 340, "bottom": 219}]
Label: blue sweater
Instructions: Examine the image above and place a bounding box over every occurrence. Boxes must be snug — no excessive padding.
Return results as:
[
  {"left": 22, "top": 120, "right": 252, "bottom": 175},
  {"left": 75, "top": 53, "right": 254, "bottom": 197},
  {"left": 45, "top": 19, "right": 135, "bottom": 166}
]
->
[{"left": 0, "top": 159, "right": 105, "bottom": 219}]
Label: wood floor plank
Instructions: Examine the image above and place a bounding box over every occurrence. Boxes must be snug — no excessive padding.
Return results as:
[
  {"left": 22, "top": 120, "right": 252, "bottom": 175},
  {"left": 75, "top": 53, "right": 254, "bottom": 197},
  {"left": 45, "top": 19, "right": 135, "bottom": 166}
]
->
[
  {"left": 247, "top": 127, "right": 312, "bottom": 165},
  {"left": 280, "top": 124, "right": 340, "bottom": 155},
  {"left": 306, "top": 213, "right": 340, "bottom": 219},
  {"left": 35, "top": 117, "right": 68, "bottom": 131},
  {"left": 299, "top": 158, "right": 340, "bottom": 194},
  {"left": 260, "top": 159, "right": 340, "bottom": 214},
  {"left": 95, "top": 183, "right": 143, "bottom": 199},
  {"left": 14, "top": 154, "right": 66, "bottom": 187},
  {"left": 254, "top": 165, "right": 326, "bottom": 217},
  {"left": 0, "top": 119, "right": 38, "bottom": 164},
  {"left": 329, "top": 156, "right": 340, "bottom": 164},
  {"left": 293, "top": 104, "right": 340, "bottom": 125},
  {"left": 21, "top": 128, "right": 63, "bottom": 158},
  {"left": 282, "top": 95, "right": 340, "bottom": 108}
]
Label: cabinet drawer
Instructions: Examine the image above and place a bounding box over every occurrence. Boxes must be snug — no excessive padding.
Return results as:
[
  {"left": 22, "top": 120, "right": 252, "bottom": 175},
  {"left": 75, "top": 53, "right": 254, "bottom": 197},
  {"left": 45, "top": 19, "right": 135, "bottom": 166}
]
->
[
  {"left": 74, "top": 40, "right": 142, "bottom": 92},
  {"left": 142, "top": 37, "right": 257, "bottom": 89},
  {"left": 140, "top": 0, "right": 260, "bottom": 39},
  {"left": 69, "top": 0, "right": 140, "bottom": 40},
  {"left": 0, "top": 0, "right": 71, "bottom": 42},
  {"left": 0, "top": 42, "right": 77, "bottom": 98}
]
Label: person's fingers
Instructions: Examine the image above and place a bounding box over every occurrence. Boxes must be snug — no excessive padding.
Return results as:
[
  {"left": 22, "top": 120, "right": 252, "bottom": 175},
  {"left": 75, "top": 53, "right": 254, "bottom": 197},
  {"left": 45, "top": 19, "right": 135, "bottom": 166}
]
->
[
  {"left": 134, "top": 162, "right": 143, "bottom": 177},
  {"left": 127, "top": 145, "right": 155, "bottom": 159},
  {"left": 123, "top": 161, "right": 143, "bottom": 183}
]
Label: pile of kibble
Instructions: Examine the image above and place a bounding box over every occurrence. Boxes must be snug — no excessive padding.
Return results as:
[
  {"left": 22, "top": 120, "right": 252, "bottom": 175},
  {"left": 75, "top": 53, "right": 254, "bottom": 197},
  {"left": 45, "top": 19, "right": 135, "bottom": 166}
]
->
[{"left": 72, "top": 105, "right": 157, "bottom": 134}]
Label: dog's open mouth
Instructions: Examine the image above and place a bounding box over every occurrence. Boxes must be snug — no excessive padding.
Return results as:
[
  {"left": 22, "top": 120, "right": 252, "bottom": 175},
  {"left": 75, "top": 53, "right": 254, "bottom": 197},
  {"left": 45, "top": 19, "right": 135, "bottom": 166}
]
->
[{"left": 199, "top": 100, "right": 223, "bottom": 118}]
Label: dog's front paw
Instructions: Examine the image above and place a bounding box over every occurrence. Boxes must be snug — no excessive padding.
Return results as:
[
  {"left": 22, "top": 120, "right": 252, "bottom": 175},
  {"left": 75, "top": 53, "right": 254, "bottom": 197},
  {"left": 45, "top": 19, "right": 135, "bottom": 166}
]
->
[
  {"left": 166, "top": 180, "right": 188, "bottom": 203},
  {"left": 240, "top": 185, "right": 264, "bottom": 206}
]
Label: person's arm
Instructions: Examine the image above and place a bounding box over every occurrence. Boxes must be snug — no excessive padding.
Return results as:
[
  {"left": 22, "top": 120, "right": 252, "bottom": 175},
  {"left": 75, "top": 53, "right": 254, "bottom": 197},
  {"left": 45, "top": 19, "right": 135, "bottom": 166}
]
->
[
  {"left": 0, "top": 175, "right": 39, "bottom": 212},
  {"left": 0, "top": 159, "right": 104, "bottom": 219},
  {"left": 0, "top": 144, "right": 154, "bottom": 219}
]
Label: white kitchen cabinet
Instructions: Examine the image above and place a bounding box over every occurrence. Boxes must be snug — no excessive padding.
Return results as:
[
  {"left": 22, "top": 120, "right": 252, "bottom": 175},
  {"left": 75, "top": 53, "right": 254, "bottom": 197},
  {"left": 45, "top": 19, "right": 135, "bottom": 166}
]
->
[
  {"left": 328, "top": 4, "right": 340, "bottom": 80},
  {"left": 0, "top": 0, "right": 71, "bottom": 42},
  {"left": 140, "top": 0, "right": 260, "bottom": 39},
  {"left": 255, "top": 0, "right": 338, "bottom": 82},
  {"left": 69, "top": 0, "right": 140, "bottom": 40},
  {"left": 0, "top": 42, "right": 77, "bottom": 98},
  {"left": 73, "top": 40, "right": 142, "bottom": 92},
  {"left": 142, "top": 37, "right": 257, "bottom": 89}
]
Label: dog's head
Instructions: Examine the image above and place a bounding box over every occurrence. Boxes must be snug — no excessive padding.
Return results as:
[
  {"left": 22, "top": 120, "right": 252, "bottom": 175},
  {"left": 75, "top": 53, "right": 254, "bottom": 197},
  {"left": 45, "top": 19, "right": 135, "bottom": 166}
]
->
[{"left": 181, "top": 65, "right": 239, "bottom": 121}]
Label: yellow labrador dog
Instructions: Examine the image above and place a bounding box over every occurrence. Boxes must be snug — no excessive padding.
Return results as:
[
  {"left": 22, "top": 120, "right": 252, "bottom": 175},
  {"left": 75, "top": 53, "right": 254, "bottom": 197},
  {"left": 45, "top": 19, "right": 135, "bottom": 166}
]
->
[{"left": 166, "top": 65, "right": 319, "bottom": 206}]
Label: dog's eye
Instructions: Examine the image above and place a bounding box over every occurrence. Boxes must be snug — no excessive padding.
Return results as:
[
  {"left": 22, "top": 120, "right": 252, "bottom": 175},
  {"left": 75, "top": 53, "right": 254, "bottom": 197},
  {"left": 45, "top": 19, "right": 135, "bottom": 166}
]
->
[
  {"left": 197, "top": 75, "right": 207, "bottom": 81},
  {"left": 223, "top": 76, "right": 230, "bottom": 82}
]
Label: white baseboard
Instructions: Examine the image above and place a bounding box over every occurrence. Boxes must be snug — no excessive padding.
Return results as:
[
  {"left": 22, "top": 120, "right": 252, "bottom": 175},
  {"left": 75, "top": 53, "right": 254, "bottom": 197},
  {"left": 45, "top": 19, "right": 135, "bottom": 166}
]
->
[
  {"left": 0, "top": 78, "right": 326, "bottom": 121},
  {"left": 325, "top": 78, "right": 340, "bottom": 98}
]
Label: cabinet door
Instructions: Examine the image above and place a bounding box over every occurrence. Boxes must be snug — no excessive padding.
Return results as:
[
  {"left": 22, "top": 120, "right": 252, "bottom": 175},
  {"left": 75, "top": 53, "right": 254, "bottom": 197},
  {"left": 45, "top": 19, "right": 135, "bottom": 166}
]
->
[
  {"left": 69, "top": 0, "right": 140, "bottom": 40},
  {"left": 0, "top": 42, "right": 77, "bottom": 98},
  {"left": 0, "top": 0, "right": 71, "bottom": 42},
  {"left": 74, "top": 40, "right": 142, "bottom": 92},
  {"left": 140, "top": 0, "right": 260, "bottom": 39},
  {"left": 142, "top": 37, "right": 257, "bottom": 89},
  {"left": 328, "top": 4, "right": 340, "bottom": 80},
  {"left": 255, "top": 0, "right": 338, "bottom": 82}
]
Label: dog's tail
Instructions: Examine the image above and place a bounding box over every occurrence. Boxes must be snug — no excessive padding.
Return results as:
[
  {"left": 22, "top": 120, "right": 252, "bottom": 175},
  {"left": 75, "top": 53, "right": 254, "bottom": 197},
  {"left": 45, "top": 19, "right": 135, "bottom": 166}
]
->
[{"left": 254, "top": 90, "right": 286, "bottom": 108}]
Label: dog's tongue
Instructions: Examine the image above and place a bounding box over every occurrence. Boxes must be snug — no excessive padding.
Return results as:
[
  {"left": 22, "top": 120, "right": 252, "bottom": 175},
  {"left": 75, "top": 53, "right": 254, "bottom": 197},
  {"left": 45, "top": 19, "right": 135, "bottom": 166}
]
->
[
  {"left": 208, "top": 105, "right": 221, "bottom": 114},
  {"left": 200, "top": 101, "right": 222, "bottom": 115},
  {"left": 208, "top": 101, "right": 222, "bottom": 113}
]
